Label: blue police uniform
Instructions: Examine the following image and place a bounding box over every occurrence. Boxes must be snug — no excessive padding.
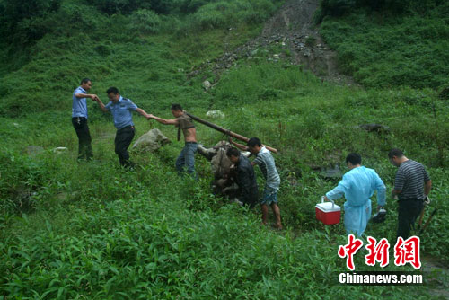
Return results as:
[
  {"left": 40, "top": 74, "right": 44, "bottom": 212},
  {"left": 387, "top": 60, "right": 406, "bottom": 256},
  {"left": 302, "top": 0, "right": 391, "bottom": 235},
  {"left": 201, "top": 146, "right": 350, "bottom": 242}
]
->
[
  {"left": 105, "top": 96, "right": 138, "bottom": 167},
  {"left": 72, "top": 86, "right": 92, "bottom": 160},
  {"left": 72, "top": 86, "right": 88, "bottom": 118}
]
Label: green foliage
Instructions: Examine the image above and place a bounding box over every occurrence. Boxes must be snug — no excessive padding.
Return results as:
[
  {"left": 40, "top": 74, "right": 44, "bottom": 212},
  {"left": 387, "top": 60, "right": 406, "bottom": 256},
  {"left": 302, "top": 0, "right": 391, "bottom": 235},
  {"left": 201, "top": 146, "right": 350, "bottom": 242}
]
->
[
  {"left": 0, "top": 0, "right": 448, "bottom": 297},
  {"left": 0, "top": 150, "right": 49, "bottom": 216},
  {"left": 321, "top": 1, "right": 449, "bottom": 88},
  {"left": 0, "top": 0, "right": 61, "bottom": 45},
  {"left": 127, "top": 9, "right": 162, "bottom": 34},
  {"left": 186, "top": 0, "right": 277, "bottom": 30},
  {"left": 319, "top": 0, "right": 443, "bottom": 19},
  {"left": 0, "top": 188, "right": 434, "bottom": 299},
  {"left": 91, "top": 0, "right": 180, "bottom": 14},
  {"left": 320, "top": 0, "right": 356, "bottom": 17}
]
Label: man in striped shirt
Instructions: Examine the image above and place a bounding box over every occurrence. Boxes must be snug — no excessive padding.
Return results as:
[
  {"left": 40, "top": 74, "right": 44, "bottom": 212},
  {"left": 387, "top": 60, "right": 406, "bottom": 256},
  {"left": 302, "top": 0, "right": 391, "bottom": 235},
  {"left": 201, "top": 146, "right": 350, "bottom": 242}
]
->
[
  {"left": 230, "top": 137, "right": 282, "bottom": 229},
  {"left": 389, "top": 148, "right": 432, "bottom": 239}
]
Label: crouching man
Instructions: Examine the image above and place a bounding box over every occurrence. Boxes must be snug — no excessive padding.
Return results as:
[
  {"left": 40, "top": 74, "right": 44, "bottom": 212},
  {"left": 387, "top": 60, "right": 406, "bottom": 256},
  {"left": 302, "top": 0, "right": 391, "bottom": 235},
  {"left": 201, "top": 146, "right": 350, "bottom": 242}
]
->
[{"left": 226, "top": 147, "right": 259, "bottom": 208}]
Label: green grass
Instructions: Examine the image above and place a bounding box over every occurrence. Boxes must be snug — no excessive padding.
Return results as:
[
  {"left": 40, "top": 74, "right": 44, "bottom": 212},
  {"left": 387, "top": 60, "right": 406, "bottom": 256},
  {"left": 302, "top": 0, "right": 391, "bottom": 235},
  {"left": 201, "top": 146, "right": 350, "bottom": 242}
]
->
[
  {"left": 320, "top": 3, "right": 449, "bottom": 88},
  {"left": 1, "top": 0, "right": 449, "bottom": 298}
]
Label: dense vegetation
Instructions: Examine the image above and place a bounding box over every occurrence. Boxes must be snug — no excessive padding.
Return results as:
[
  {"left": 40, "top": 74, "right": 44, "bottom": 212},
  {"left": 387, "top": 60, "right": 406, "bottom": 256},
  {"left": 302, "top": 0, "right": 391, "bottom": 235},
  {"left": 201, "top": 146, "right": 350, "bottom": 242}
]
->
[
  {"left": 317, "top": 0, "right": 449, "bottom": 88},
  {"left": 1, "top": 0, "right": 448, "bottom": 298}
]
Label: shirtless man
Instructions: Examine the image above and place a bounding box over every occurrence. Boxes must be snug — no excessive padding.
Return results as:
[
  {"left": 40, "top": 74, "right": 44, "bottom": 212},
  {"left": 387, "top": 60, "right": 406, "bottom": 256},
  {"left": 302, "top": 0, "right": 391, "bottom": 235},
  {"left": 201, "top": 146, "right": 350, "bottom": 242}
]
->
[{"left": 148, "top": 104, "right": 198, "bottom": 178}]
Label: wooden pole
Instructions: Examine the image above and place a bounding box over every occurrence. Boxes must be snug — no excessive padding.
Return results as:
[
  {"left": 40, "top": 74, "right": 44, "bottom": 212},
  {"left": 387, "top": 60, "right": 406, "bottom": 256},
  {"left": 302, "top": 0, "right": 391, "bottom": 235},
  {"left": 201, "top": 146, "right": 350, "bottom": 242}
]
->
[{"left": 186, "top": 112, "right": 278, "bottom": 154}]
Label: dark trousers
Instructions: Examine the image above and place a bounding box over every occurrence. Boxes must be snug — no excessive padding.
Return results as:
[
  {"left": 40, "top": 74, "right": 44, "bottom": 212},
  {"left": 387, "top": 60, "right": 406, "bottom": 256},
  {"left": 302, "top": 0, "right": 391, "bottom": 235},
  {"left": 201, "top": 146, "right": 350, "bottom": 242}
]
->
[
  {"left": 115, "top": 126, "right": 135, "bottom": 167},
  {"left": 72, "top": 117, "right": 92, "bottom": 161},
  {"left": 397, "top": 199, "right": 424, "bottom": 239}
]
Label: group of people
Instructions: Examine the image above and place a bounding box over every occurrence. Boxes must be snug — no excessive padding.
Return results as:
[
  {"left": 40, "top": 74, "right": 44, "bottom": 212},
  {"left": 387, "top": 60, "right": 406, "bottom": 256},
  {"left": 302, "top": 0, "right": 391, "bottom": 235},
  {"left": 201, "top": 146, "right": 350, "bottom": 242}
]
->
[
  {"left": 323, "top": 150, "right": 431, "bottom": 239},
  {"left": 72, "top": 78, "right": 283, "bottom": 228},
  {"left": 73, "top": 78, "right": 431, "bottom": 235},
  {"left": 72, "top": 78, "right": 198, "bottom": 172}
]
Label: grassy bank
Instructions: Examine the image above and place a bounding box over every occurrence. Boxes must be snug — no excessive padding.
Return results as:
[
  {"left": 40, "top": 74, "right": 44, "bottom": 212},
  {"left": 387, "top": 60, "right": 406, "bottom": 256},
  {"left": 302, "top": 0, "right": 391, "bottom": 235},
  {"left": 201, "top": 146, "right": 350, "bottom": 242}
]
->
[{"left": 1, "top": 0, "right": 448, "bottom": 298}]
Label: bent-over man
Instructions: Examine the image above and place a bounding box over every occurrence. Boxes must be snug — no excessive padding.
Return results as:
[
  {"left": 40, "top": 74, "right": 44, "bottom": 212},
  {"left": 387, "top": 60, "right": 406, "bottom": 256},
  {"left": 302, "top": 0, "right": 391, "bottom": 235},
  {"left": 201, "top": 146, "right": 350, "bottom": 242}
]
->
[{"left": 226, "top": 147, "right": 259, "bottom": 208}]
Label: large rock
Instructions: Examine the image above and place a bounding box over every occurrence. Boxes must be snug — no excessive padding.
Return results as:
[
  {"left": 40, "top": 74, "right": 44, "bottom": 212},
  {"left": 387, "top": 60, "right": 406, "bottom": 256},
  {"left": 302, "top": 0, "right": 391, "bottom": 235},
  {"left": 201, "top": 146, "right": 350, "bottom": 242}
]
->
[
  {"left": 133, "top": 128, "right": 171, "bottom": 152},
  {"left": 53, "top": 147, "right": 68, "bottom": 154},
  {"left": 202, "top": 80, "right": 212, "bottom": 90},
  {"left": 206, "top": 110, "right": 225, "bottom": 119}
]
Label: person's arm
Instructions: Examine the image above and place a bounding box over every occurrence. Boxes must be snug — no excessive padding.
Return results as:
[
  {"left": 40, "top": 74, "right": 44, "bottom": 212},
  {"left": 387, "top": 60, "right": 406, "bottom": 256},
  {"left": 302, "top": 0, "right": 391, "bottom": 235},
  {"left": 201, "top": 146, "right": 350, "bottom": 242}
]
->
[
  {"left": 424, "top": 180, "right": 432, "bottom": 197},
  {"left": 392, "top": 189, "right": 401, "bottom": 198},
  {"left": 392, "top": 169, "right": 405, "bottom": 198},
  {"left": 324, "top": 176, "right": 348, "bottom": 201},
  {"left": 147, "top": 114, "right": 179, "bottom": 126},
  {"left": 373, "top": 173, "right": 386, "bottom": 209},
  {"left": 229, "top": 137, "right": 249, "bottom": 151},
  {"left": 135, "top": 108, "right": 150, "bottom": 118},
  {"left": 75, "top": 92, "right": 99, "bottom": 101},
  {"left": 94, "top": 98, "right": 109, "bottom": 112}
]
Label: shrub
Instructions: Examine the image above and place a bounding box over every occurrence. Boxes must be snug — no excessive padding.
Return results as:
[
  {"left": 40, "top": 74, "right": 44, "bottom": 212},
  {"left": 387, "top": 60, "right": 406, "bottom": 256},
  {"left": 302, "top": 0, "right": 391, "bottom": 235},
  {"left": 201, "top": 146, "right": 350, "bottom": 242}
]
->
[
  {"left": 127, "top": 9, "right": 162, "bottom": 34},
  {"left": 0, "top": 150, "right": 49, "bottom": 216},
  {"left": 0, "top": 0, "right": 62, "bottom": 45}
]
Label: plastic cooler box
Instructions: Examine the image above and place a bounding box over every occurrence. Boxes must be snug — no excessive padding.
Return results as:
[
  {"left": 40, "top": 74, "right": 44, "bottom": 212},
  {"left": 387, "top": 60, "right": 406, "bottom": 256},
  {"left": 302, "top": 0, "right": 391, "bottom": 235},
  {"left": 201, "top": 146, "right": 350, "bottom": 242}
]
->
[{"left": 315, "top": 197, "right": 341, "bottom": 225}]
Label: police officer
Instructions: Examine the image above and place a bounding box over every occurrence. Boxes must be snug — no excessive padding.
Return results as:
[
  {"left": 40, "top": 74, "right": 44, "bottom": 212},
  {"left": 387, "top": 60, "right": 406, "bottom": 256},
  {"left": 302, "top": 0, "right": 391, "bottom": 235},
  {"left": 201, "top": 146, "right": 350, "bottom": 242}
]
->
[
  {"left": 95, "top": 87, "right": 150, "bottom": 168},
  {"left": 72, "top": 78, "right": 99, "bottom": 161}
]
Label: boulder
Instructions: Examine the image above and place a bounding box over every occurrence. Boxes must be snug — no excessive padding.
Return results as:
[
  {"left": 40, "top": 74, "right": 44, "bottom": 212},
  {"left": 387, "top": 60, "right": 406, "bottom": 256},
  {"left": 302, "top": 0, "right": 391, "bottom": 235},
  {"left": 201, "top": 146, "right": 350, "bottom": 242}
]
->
[
  {"left": 132, "top": 128, "right": 171, "bottom": 153},
  {"left": 202, "top": 80, "right": 212, "bottom": 90},
  {"left": 206, "top": 110, "right": 225, "bottom": 119},
  {"left": 53, "top": 147, "right": 68, "bottom": 154}
]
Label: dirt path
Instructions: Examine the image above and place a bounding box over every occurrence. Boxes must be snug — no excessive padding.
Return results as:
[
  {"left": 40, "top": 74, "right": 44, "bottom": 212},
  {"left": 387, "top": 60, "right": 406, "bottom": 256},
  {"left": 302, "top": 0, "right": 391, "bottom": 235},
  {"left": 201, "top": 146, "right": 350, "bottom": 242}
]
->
[{"left": 189, "top": 0, "right": 354, "bottom": 85}]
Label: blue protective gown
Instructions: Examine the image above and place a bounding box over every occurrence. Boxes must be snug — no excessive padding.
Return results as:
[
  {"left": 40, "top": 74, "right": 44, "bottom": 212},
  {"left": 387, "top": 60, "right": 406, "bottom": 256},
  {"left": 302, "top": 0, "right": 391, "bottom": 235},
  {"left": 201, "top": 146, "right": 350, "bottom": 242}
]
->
[{"left": 326, "top": 166, "right": 386, "bottom": 236}]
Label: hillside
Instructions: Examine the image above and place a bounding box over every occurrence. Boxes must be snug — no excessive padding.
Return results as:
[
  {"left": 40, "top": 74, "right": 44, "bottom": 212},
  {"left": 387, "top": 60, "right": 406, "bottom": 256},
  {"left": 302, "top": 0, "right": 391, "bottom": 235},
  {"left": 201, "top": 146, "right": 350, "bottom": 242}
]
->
[{"left": 1, "top": 0, "right": 448, "bottom": 298}]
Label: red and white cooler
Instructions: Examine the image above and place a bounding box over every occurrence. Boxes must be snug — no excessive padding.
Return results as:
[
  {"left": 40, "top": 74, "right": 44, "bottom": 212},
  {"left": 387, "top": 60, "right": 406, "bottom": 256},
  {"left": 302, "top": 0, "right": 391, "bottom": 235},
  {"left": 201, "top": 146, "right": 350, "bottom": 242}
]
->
[{"left": 315, "top": 197, "right": 341, "bottom": 225}]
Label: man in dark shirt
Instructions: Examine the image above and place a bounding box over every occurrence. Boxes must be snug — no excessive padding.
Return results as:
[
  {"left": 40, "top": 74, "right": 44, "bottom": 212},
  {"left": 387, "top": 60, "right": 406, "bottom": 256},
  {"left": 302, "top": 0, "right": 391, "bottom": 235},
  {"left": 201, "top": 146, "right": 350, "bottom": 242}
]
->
[
  {"left": 389, "top": 148, "right": 432, "bottom": 239},
  {"left": 226, "top": 147, "right": 259, "bottom": 208}
]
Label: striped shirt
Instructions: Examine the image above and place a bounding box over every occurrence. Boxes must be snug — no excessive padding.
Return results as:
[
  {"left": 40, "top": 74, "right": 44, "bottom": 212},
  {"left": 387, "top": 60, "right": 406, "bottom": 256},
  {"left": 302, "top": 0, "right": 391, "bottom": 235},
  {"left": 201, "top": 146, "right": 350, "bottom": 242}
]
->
[
  {"left": 394, "top": 160, "right": 430, "bottom": 200},
  {"left": 253, "top": 146, "right": 280, "bottom": 190}
]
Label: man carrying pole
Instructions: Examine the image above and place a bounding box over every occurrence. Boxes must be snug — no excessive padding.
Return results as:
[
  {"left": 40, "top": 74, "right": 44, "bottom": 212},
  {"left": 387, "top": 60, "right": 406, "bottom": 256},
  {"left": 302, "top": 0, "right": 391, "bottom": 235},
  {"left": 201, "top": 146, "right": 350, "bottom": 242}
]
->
[
  {"left": 147, "top": 104, "right": 198, "bottom": 178},
  {"left": 230, "top": 137, "right": 282, "bottom": 229}
]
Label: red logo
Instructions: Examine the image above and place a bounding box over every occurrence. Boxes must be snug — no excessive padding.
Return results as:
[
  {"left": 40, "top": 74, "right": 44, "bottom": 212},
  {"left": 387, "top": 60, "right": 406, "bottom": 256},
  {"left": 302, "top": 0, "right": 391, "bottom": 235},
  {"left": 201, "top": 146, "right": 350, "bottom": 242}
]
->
[
  {"left": 394, "top": 236, "right": 421, "bottom": 269},
  {"left": 365, "top": 236, "right": 390, "bottom": 268},
  {"left": 339, "top": 235, "right": 420, "bottom": 270},
  {"left": 338, "top": 234, "right": 363, "bottom": 270}
]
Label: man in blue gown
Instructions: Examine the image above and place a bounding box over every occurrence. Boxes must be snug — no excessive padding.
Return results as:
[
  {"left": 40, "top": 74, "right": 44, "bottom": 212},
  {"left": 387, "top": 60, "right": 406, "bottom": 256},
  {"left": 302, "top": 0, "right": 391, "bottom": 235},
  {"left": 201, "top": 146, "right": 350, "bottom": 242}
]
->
[{"left": 324, "top": 153, "right": 386, "bottom": 236}]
